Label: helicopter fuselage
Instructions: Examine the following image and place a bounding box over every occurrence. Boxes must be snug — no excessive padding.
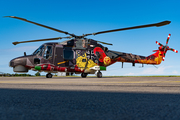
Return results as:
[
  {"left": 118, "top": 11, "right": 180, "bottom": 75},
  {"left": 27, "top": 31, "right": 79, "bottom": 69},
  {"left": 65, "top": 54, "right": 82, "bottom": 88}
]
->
[{"left": 9, "top": 39, "right": 110, "bottom": 75}]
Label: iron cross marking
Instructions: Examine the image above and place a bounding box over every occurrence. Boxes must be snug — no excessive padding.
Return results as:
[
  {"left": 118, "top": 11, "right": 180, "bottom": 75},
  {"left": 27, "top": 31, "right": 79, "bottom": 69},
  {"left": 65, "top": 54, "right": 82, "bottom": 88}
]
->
[{"left": 86, "top": 50, "right": 96, "bottom": 60}]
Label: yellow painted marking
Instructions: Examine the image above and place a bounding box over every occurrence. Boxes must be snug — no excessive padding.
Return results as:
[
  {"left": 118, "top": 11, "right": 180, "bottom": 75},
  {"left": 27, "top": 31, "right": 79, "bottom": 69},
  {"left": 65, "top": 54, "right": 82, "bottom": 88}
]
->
[{"left": 57, "top": 61, "right": 68, "bottom": 65}]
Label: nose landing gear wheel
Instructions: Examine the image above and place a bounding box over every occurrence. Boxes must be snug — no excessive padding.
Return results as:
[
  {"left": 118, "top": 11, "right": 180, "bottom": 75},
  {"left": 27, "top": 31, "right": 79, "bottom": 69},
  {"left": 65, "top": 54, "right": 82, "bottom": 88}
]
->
[
  {"left": 97, "top": 71, "right": 102, "bottom": 78},
  {"left": 81, "top": 73, "right": 88, "bottom": 78},
  {"left": 46, "top": 73, "right": 52, "bottom": 78}
]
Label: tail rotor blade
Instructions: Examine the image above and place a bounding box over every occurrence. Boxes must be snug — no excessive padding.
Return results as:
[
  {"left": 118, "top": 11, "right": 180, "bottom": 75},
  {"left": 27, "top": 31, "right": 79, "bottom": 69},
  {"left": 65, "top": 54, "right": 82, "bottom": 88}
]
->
[
  {"left": 162, "top": 52, "right": 166, "bottom": 61},
  {"left": 164, "top": 34, "right": 171, "bottom": 55},
  {"left": 168, "top": 48, "right": 178, "bottom": 53},
  {"left": 156, "top": 41, "right": 163, "bottom": 46},
  {"left": 166, "top": 34, "right": 171, "bottom": 45}
]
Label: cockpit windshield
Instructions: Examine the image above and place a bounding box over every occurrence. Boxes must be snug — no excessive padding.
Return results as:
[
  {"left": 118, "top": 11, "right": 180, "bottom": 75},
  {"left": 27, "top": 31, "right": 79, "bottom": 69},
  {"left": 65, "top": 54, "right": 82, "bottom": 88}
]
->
[{"left": 32, "top": 45, "right": 45, "bottom": 56}]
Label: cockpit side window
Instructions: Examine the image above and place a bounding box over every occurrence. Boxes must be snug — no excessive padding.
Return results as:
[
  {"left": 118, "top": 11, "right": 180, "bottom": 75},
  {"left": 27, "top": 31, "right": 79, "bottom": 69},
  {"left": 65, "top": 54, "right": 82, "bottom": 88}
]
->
[
  {"left": 32, "top": 45, "right": 45, "bottom": 56},
  {"left": 43, "top": 46, "right": 52, "bottom": 59},
  {"left": 39, "top": 46, "right": 45, "bottom": 56}
]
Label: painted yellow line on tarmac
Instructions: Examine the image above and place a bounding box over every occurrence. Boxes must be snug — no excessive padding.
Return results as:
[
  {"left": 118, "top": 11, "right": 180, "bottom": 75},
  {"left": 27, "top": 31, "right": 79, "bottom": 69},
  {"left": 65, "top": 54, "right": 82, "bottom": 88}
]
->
[
  {"left": 1, "top": 80, "right": 180, "bottom": 84},
  {"left": 0, "top": 81, "right": 51, "bottom": 84}
]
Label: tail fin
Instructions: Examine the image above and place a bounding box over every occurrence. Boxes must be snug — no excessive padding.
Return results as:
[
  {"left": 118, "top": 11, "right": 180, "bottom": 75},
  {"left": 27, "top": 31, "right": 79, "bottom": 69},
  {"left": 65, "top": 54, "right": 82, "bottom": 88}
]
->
[{"left": 147, "top": 50, "right": 163, "bottom": 65}]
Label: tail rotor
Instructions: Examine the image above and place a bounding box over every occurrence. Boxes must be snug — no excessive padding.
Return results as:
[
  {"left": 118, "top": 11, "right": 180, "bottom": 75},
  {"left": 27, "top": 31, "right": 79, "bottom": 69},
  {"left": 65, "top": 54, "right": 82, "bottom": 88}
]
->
[{"left": 155, "top": 34, "right": 178, "bottom": 61}]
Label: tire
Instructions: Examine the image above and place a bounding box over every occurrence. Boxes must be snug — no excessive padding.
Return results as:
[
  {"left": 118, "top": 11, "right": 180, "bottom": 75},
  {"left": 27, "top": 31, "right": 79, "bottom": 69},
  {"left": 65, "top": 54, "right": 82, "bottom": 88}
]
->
[
  {"left": 97, "top": 71, "right": 102, "bottom": 78},
  {"left": 46, "top": 73, "right": 52, "bottom": 78},
  {"left": 81, "top": 73, "right": 88, "bottom": 78}
]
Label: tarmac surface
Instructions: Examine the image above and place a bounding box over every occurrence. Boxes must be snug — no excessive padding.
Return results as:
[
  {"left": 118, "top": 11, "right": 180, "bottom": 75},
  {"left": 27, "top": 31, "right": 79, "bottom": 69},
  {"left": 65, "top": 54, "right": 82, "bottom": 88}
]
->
[{"left": 0, "top": 76, "right": 180, "bottom": 120}]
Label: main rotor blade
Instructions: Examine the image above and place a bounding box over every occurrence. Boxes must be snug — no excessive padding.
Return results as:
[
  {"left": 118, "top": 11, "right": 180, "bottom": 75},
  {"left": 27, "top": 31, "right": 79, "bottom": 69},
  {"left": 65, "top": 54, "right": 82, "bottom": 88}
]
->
[
  {"left": 12, "top": 36, "right": 71, "bottom": 45},
  {"left": 5, "top": 16, "right": 76, "bottom": 37},
  {"left": 83, "top": 21, "right": 171, "bottom": 36},
  {"left": 96, "top": 40, "right": 113, "bottom": 45}
]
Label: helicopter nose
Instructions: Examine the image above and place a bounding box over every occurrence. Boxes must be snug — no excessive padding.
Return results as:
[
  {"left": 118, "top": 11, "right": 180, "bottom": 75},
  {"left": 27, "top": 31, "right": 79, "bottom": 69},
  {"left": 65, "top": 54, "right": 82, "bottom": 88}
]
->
[
  {"left": 9, "top": 57, "right": 29, "bottom": 73},
  {"left": 9, "top": 58, "right": 26, "bottom": 67}
]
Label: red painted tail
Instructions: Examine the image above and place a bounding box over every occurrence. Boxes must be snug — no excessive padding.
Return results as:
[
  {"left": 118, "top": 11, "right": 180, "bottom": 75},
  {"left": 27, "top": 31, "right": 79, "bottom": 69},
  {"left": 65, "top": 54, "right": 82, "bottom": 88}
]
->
[{"left": 146, "top": 50, "right": 163, "bottom": 65}]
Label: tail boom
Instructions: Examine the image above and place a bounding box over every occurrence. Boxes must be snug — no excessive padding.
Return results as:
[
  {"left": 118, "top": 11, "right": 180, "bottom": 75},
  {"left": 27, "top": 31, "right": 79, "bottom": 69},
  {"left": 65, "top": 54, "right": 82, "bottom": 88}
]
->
[{"left": 136, "top": 50, "right": 163, "bottom": 65}]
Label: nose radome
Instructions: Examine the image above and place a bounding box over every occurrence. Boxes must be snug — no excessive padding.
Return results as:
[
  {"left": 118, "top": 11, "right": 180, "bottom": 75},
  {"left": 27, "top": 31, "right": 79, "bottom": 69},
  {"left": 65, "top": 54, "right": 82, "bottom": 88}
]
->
[
  {"left": 13, "top": 65, "right": 29, "bottom": 73},
  {"left": 10, "top": 57, "right": 26, "bottom": 67}
]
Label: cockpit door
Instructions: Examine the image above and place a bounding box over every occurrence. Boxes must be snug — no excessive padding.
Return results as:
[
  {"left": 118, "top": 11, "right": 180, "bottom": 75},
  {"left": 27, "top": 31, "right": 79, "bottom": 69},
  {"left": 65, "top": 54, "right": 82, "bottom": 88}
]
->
[
  {"left": 54, "top": 47, "right": 65, "bottom": 67},
  {"left": 33, "top": 45, "right": 53, "bottom": 64}
]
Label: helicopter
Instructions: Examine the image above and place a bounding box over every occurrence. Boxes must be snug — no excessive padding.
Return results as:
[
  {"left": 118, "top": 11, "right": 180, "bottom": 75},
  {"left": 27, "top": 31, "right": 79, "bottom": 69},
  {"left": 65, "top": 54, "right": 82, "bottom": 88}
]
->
[{"left": 6, "top": 16, "right": 178, "bottom": 78}]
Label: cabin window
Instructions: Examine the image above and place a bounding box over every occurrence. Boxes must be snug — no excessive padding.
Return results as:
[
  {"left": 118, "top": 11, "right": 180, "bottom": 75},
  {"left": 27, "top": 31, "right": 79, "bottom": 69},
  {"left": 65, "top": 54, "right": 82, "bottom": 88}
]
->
[
  {"left": 43, "top": 46, "right": 53, "bottom": 59},
  {"left": 63, "top": 49, "right": 74, "bottom": 60}
]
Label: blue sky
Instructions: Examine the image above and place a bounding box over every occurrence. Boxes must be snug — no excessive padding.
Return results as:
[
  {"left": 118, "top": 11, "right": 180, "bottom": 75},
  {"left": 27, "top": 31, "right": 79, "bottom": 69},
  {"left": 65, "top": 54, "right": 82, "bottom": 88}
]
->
[{"left": 0, "top": 0, "right": 180, "bottom": 76}]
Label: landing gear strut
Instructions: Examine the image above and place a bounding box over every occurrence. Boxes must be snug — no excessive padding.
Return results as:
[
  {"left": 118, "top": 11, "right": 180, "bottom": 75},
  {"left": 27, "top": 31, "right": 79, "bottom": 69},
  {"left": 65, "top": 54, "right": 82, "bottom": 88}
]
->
[
  {"left": 97, "top": 71, "right": 102, "bottom": 78},
  {"left": 46, "top": 73, "right": 52, "bottom": 78},
  {"left": 81, "top": 73, "right": 88, "bottom": 78}
]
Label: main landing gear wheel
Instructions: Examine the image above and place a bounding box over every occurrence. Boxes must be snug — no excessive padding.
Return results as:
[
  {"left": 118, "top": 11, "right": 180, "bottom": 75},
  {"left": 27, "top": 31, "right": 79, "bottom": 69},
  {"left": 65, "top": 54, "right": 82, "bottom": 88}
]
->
[
  {"left": 81, "top": 73, "right": 88, "bottom": 78},
  {"left": 46, "top": 73, "right": 52, "bottom": 78},
  {"left": 97, "top": 71, "right": 102, "bottom": 78}
]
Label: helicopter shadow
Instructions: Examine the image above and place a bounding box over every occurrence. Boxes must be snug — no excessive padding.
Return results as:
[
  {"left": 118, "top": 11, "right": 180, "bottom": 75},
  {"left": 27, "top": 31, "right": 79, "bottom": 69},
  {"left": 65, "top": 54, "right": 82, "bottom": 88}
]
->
[{"left": 0, "top": 88, "right": 180, "bottom": 120}]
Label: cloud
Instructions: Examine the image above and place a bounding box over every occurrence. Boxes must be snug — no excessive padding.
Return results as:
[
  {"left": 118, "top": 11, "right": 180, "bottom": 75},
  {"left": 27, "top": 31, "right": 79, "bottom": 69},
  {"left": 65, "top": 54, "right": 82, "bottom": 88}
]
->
[
  {"left": 172, "top": 70, "right": 178, "bottom": 74},
  {"left": 140, "top": 65, "right": 171, "bottom": 75},
  {"left": 125, "top": 72, "right": 135, "bottom": 76},
  {"left": 123, "top": 65, "right": 176, "bottom": 76}
]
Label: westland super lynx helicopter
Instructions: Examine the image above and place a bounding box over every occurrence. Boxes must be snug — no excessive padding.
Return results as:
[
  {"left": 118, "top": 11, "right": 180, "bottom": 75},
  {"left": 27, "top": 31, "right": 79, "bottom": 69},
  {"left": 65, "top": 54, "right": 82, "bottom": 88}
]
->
[{"left": 6, "top": 16, "right": 178, "bottom": 78}]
